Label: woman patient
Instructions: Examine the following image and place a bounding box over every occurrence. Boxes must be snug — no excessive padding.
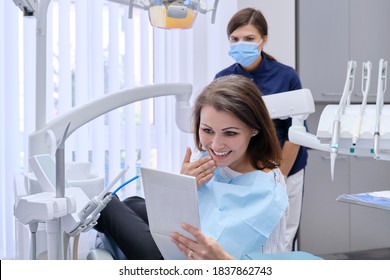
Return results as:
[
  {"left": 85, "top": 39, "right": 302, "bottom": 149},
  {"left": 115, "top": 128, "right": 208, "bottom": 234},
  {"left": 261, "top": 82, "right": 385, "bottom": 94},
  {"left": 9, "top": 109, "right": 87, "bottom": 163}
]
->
[{"left": 95, "top": 75, "right": 289, "bottom": 259}]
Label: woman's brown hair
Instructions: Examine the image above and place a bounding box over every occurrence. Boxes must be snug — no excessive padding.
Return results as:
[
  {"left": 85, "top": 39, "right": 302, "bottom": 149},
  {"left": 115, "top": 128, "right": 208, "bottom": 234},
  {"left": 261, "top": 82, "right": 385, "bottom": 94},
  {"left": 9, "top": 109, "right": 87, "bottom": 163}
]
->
[{"left": 192, "top": 75, "right": 281, "bottom": 170}]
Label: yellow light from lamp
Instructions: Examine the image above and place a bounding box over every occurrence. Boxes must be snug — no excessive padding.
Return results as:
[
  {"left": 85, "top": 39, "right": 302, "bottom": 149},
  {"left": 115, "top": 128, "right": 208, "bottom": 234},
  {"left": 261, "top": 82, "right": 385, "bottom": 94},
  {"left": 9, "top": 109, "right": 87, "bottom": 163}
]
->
[{"left": 149, "top": 5, "right": 197, "bottom": 29}]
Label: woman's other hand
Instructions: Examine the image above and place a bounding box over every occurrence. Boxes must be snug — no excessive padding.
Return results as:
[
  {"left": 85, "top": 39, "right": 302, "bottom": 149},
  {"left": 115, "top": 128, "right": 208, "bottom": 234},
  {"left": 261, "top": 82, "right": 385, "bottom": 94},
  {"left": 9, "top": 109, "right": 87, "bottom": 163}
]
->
[
  {"left": 181, "top": 147, "right": 216, "bottom": 188},
  {"left": 171, "top": 223, "right": 234, "bottom": 260}
]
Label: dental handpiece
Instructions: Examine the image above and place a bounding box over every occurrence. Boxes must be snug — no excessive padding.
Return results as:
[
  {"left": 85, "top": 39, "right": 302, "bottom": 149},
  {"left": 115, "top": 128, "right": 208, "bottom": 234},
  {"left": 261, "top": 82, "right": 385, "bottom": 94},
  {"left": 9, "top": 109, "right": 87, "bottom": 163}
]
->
[
  {"left": 352, "top": 61, "right": 372, "bottom": 146},
  {"left": 78, "top": 166, "right": 129, "bottom": 221},
  {"left": 330, "top": 120, "right": 340, "bottom": 181},
  {"left": 331, "top": 120, "right": 341, "bottom": 154}
]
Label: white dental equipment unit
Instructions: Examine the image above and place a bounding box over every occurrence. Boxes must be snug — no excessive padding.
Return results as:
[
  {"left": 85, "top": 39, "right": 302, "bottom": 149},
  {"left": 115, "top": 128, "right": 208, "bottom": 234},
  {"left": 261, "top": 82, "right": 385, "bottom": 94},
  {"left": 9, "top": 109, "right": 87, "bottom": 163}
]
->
[
  {"left": 311, "top": 59, "right": 389, "bottom": 180},
  {"left": 12, "top": 0, "right": 228, "bottom": 260}
]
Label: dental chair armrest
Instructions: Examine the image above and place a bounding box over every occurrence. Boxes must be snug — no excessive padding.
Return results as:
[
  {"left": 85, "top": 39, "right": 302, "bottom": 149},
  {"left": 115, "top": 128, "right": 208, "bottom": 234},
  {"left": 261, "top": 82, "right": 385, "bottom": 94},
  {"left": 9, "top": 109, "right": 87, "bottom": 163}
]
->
[{"left": 86, "top": 248, "right": 115, "bottom": 260}]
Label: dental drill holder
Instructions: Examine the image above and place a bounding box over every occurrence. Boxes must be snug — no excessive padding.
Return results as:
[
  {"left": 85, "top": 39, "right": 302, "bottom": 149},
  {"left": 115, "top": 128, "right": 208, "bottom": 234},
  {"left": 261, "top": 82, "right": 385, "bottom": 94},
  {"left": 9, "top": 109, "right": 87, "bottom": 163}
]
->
[
  {"left": 317, "top": 104, "right": 390, "bottom": 158},
  {"left": 14, "top": 124, "right": 108, "bottom": 259},
  {"left": 316, "top": 59, "right": 389, "bottom": 169},
  {"left": 14, "top": 191, "right": 79, "bottom": 225},
  {"left": 14, "top": 124, "right": 88, "bottom": 259},
  {"left": 14, "top": 151, "right": 115, "bottom": 258}
]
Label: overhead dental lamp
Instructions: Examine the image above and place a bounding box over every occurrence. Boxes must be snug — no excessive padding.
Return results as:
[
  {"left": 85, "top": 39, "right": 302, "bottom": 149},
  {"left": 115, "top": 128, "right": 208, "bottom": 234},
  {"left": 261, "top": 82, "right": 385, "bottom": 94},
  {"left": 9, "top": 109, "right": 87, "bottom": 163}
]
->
[{"left": 110, "top": 0, "right": 219, "bottom": 29}]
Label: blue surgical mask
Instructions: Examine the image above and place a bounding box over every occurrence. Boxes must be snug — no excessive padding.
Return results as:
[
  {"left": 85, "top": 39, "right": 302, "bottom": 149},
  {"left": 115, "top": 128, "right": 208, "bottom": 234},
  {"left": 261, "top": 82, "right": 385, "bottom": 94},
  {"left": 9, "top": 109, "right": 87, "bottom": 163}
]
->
[{"left": 228, "top": 41, "right": 262, "bottom": 67}]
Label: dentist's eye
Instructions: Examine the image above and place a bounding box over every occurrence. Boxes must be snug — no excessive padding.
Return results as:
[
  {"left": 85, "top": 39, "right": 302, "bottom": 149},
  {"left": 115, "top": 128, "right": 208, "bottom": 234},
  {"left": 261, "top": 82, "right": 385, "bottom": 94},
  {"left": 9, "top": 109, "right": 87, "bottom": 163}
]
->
[
  {"left": 229, "top": 36, "right": 239, "bottom": 43},
  {"left": 245, "top": 37, "right": 256, "bottom": 42}
]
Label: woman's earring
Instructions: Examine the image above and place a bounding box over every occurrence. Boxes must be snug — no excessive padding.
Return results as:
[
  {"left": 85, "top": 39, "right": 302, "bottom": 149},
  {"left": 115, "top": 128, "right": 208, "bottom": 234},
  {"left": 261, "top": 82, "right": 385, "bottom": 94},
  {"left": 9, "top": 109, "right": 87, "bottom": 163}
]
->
[{"left": 252, "top": 130, "right": 259, "bottom": 137}]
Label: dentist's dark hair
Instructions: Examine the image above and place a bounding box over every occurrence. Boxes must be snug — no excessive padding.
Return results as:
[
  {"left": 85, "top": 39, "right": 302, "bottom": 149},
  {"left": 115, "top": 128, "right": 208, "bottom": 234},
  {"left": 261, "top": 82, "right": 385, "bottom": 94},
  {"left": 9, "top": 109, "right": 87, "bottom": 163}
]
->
[{"left": 192, "top": 75, "right": 281, "bottom": 170}]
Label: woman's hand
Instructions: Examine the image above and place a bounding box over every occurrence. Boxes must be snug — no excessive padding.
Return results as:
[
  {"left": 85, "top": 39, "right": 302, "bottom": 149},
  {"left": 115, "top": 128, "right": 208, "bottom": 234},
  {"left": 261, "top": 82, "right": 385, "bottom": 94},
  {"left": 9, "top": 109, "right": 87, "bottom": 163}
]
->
[
  {"left": 181, "top": 147, "right": 216, "bottom": 188},
  {"left": 171, "top": 223, "right": 234, "bottom": 260}
]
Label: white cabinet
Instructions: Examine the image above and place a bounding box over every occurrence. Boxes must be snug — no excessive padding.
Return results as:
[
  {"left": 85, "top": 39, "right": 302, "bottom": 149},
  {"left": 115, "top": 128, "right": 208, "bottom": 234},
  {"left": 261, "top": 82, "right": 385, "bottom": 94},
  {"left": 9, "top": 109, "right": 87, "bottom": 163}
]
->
[
  {"left": 301, "top": 150, "right": 390, "bottom": 255},
  {"left": 349, "top": 158, "right": 390, "bottom": 251},
  {"left": 298, "top": 0, "right": 390, "bottom": 104},
  {"left": 297, "top": 0, "right": 349, "bottom": 103},
  {"left": 300, "top": 149, "right": 351, "bottom": 255},
  {"left": 299, "top": 103, "right": 390, "bottom": 255}
]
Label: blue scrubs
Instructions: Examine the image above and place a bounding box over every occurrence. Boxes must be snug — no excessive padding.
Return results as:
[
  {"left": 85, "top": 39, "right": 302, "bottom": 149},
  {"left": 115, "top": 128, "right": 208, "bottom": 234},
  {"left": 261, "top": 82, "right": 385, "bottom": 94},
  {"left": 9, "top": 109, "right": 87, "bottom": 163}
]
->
[{"left": 215, "top": 54, "right": 308, "bottom": 176}]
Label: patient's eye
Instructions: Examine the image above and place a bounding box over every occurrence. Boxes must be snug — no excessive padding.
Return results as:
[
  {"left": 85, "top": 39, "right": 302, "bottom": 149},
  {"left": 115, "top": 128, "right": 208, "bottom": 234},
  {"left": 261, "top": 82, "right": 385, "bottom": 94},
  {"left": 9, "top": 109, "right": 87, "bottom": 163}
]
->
[
  {"left": 224, "top": 131, "right": 238, "bottom": 137},
  {"left": 201, "top": 128, "right": 214, "bottom": 134}
]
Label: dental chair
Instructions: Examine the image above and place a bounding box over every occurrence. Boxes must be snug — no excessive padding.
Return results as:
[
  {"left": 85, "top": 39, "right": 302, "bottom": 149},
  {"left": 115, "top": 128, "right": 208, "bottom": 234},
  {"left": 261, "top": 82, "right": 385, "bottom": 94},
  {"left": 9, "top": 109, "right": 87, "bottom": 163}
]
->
[
  {"left": 85, "top": 88, "right": 323, "bottom": 260},
  {"left": 87, "top": 231, "right": 322, "bottom": 260},
  {"left": 15, "top": 87, "right": 320, "bottom": 260}
]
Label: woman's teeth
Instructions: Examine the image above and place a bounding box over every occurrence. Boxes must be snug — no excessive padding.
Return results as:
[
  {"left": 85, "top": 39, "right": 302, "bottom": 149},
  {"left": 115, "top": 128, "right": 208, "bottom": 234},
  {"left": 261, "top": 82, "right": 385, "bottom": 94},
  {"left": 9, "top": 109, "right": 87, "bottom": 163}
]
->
[{"left": 213, "top": 150, "right": 231, "bottom": 157}]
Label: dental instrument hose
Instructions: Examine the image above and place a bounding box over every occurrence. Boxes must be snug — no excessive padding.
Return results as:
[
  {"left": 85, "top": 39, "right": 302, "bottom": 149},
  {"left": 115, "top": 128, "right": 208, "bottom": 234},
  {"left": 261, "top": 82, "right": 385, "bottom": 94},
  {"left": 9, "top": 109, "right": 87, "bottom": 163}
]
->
[
  {"left": 77, "top": 167, "right": 130, "bottom": 221},
  {"left": 77, "top": 173, "right": 140, "bottom": 222},
  {"left": 111, "top": 175, "right": 139, "bottom": 195},
  {"left": 67, "top": 174, "right": 139, "bottom": 259},
  {"left": 88, "top": 175, "right": 140, "bottom": 221}
]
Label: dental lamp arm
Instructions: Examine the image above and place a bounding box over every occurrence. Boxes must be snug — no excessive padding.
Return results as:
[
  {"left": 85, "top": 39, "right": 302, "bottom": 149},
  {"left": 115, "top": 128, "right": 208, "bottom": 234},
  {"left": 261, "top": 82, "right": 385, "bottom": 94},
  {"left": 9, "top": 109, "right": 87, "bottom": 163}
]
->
[
  {"left": 107, "top": 0, "right": 146, "bottom": 19},
  {"left": 262, "top": 88, "right": 315, "bottom": 120},
  {"left": 29, "top": 83, "right": 192, "bottom": 157},
  {"left": 13, "top": 0, "right": 38, "bottom": 16},
  {"left": 262, "top": 88, "right": 330, "bottom": 152},
  {"left": 210, "top": 0, "right": 219, "bottom": 23},
  {"left": 35, "top": 0, "right": 51, "bottom": 130},
  {"left": 110, "top": 0, "right": 219, "bottom": 23},
  {"left": 289, "top": 126, "right": 330, "bottom": 153},
  {"left": 198, "top": 0, "right": 219, "bottom": 23}
]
